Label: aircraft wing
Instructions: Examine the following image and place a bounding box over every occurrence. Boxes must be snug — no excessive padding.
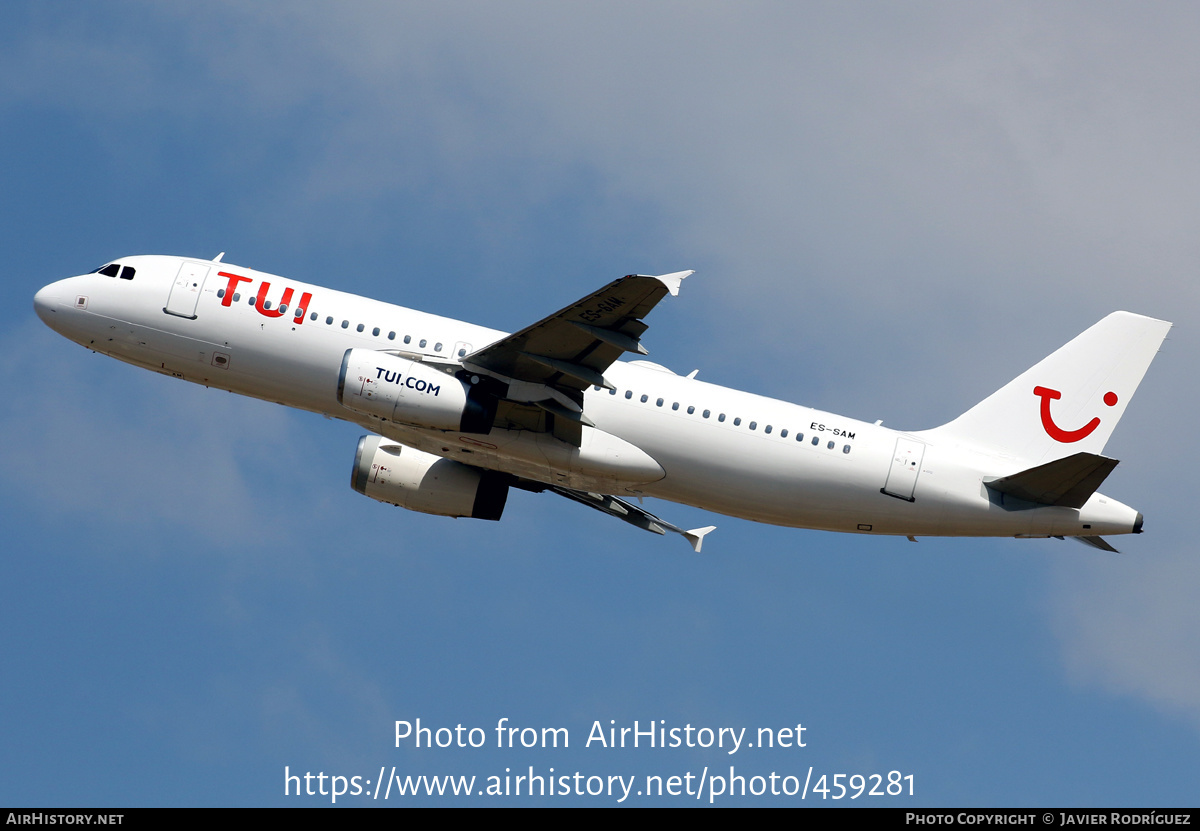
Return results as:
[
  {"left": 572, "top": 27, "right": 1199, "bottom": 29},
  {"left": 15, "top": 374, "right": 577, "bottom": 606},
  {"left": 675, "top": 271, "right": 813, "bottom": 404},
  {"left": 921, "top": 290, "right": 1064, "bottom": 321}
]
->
[
  {"left": 460, "top": 271, "right": 691, "bottom": 444},
  {"left": 513, "top": 479, "right": 716, "bottom": 552},
  {"left": 462, "top": 271, "right": 691, "bottom": 391}
]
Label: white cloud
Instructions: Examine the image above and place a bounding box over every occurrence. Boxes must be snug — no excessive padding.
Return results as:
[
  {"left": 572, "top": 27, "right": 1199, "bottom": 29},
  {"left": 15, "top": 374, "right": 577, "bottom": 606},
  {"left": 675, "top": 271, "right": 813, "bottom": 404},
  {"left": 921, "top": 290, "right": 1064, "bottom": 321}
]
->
[
  {"left": 8, "top": 1, "right": 1198, "bottom": 739},
  {"left": 79, "top": 3, "right": 1192, "bottom": 416},
  {"left": 0, "top": 321, "right": 304, "bottom": 546},
  {"left": 1051, "top": 540, "right": 1200, "bottom": 728}
]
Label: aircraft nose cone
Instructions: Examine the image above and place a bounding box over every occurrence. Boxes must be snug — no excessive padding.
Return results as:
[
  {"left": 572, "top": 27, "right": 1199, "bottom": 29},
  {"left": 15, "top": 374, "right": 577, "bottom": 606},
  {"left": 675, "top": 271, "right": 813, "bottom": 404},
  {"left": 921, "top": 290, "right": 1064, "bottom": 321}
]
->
[{"left": 33, "top": 283, "right": 60, "bottom": 324}]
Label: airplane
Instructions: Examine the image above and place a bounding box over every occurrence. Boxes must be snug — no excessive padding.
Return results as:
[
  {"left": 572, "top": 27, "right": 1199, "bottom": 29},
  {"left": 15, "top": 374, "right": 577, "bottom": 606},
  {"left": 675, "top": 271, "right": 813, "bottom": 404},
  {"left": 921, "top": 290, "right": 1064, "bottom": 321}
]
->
[{"left": 33, "top": 254, "right": 1170, "bottom": 553}]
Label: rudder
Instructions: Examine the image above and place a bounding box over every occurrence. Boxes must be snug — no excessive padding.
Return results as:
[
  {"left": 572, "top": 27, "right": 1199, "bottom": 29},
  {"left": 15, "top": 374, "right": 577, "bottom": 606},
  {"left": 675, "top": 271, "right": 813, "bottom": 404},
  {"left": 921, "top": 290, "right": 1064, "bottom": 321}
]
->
[{"left": 930, "top": 311, "right": 1171, "bottom": 463}]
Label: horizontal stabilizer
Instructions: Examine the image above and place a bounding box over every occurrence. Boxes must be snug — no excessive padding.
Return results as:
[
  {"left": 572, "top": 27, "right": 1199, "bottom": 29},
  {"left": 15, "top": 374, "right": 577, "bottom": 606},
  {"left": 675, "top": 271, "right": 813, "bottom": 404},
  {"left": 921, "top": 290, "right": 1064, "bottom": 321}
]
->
[
  {"left": 1074, "top": 535, "right": 1120, "bottom": 553},
  {"left": 986, "top": 452, "right": 1118, "bottom": 509}
]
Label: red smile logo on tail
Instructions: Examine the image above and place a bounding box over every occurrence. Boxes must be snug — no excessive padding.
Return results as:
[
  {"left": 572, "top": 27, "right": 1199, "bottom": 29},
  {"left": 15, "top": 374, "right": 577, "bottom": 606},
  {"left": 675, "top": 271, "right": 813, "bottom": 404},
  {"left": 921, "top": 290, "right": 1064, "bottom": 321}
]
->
[{"left": 1034, "top": 386, "right": 1118, "bottom": 443}]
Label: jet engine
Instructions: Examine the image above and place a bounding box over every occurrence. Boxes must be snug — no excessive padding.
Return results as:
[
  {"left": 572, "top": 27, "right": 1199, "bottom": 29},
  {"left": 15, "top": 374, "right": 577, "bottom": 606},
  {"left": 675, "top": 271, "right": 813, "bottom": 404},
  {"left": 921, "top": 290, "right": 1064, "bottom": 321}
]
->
[
  {"left": 338, "top": 348, "right": 496, "bottom": 433},
  {"left": 351, "top": 435, "right": 508, "bottom": 520}
]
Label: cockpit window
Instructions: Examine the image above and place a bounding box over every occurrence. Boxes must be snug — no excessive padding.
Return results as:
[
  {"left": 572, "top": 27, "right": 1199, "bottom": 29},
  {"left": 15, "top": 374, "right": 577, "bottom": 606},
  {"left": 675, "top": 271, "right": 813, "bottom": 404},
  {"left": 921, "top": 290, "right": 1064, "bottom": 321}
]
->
[{"left": 90, "top": 263, "right": 134, "bottom": 279}]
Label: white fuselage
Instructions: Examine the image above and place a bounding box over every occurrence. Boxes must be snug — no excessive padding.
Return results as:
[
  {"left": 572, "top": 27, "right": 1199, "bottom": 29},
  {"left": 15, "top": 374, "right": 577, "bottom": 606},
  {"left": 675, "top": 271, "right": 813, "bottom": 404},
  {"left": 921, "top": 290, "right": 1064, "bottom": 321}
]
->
[{"left": 33, "top": 255, "right": 1143, "bottom": 540}]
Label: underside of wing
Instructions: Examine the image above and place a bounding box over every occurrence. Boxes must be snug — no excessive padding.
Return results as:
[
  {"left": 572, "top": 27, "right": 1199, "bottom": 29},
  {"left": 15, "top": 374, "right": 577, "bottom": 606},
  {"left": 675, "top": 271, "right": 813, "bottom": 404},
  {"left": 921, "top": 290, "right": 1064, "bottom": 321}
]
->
[{"left": 515, "top": 479, "right": 715, "bottom": 552}]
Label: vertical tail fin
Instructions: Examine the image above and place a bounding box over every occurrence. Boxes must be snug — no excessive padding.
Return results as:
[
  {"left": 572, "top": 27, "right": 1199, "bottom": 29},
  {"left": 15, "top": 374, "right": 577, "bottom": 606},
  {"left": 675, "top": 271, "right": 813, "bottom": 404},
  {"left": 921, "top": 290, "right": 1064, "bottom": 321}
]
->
[{"left": 931, "top": 312, "right": 1171, "bottom": 463}]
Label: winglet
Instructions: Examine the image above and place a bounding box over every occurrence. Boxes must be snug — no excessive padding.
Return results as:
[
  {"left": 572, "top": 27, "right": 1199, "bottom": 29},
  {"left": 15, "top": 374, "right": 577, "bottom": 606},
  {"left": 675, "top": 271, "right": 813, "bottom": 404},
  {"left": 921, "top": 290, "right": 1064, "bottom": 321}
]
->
[
  {"left": 646, "top": 270, "right": 694, "bottom": 297},
  {"left": 684, "top": 525, "right": 717, "bottom": 553}
]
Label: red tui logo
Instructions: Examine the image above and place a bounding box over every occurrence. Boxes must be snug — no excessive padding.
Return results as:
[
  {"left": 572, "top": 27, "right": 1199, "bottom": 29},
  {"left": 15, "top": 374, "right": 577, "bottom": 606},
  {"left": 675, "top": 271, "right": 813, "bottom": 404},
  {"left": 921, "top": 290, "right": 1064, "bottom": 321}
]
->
[
  {"left": 218, "top": 271, "right": 312, "bottom": 324},
  {"left": 1034, "top": 386, "right": 1118, "bottom": 443}
]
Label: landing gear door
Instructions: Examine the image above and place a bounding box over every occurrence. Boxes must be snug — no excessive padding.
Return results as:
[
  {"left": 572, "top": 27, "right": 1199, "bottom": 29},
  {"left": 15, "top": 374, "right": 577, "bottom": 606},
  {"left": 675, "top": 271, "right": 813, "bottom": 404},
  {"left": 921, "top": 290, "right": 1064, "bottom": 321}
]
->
[
  {"left": 164, "top": 261, "right": 212, "bottom": 319},
  {"left": 882, "top": 437, "right": 925, "bottom": 502}
]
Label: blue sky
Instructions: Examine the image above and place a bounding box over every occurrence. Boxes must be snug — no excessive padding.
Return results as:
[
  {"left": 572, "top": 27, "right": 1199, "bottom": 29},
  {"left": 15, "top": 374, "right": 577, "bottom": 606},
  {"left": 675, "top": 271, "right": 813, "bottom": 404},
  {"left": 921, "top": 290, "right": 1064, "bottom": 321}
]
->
[{"left": 2, "top": 2, "right": 1198, "bottom": 806}]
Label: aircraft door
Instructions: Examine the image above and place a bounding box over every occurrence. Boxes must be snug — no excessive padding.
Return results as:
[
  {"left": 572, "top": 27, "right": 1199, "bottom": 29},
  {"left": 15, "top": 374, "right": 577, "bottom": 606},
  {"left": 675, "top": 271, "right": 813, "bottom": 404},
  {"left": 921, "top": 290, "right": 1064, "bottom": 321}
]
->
[
  {"left": 164, "top": 261, "right": 211, "bottom": 319},
  {"left": 881, "top": 437, "right": 925, "bottom": 502}
]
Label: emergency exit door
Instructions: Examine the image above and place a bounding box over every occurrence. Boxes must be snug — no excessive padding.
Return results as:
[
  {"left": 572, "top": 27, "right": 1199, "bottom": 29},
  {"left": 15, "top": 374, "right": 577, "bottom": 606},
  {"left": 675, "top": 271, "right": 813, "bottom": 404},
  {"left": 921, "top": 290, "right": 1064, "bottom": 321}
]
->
[
  {"left": 164, "top": 261, "right": 211, "bottom": 319},
  {"left": 881, "top": 437, "right": 925, "bottom": 502}
]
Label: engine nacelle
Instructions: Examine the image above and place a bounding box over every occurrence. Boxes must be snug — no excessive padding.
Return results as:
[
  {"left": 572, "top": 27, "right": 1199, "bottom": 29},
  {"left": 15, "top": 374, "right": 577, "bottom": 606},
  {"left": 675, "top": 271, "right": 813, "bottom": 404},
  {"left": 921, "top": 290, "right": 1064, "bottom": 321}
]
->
[
  {"left": 337, "top": 348, "right": 495, "bottom": 432},
  {"left": 351, "top": 435, "right": 508, "bottom": 520}
]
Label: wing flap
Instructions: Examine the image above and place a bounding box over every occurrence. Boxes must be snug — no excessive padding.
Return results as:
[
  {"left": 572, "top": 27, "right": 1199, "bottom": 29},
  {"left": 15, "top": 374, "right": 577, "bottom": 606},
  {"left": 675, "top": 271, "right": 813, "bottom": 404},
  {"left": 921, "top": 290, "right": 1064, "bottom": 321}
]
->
[
  {"left": 569, "top": 320, "right": 649, "bottom": 355},
  {"left": 522, "top": 352, "right": 613, "bottom": 390}
]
